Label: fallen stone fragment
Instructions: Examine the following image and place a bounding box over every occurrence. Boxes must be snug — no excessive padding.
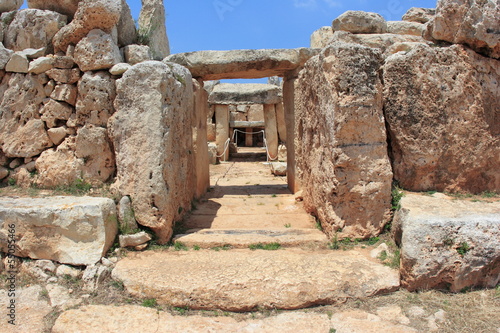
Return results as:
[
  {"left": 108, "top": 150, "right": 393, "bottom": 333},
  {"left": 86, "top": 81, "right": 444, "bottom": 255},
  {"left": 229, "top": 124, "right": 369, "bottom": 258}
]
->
[{"left": 119, "top": 231, "right": 152, "bottom": 248}]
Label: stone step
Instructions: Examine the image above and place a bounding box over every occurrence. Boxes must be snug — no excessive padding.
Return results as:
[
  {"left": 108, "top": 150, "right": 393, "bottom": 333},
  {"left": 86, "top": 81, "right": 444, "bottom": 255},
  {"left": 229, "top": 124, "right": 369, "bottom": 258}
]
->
[
  {"left": 183, "top": 214, "right": 316, "bottom": 230},
  {"left": 111, "top": 248, "right": 400, "bottom": 312},
  {"left": 173, "top": 228, "right": 328, "bottom": 248}
]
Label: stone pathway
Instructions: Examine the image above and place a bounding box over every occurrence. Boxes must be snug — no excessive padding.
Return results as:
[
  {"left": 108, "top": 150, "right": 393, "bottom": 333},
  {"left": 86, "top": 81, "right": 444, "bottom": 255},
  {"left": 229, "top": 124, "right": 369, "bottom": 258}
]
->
[{"left": 174, "top": 161, "right": 328, "bottom": 248}]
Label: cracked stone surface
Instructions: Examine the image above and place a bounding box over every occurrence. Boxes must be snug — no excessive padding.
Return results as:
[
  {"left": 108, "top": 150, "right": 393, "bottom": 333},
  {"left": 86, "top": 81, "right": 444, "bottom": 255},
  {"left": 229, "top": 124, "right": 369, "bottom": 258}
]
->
[{"left": 112, "top": 248, "right": 400, "bottom": 311}]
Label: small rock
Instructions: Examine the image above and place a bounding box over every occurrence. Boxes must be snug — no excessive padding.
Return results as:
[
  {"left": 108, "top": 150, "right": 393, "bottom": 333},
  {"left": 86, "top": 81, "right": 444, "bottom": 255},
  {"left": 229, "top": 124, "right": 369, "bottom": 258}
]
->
[
  {"left": 21, "top": 47, "right": 46, "bottom": 59},
  {"left": 9, "top": 158, "right": 22, "bottom": 169},
  {"left": 134, "top": 243, "right": 148, "bottom": 251},
  {"left": 5, "top": 52, "right": 29, "bottom": 73},
  {"left": 101, "top": 257, "right": 114, "bottom": 267},
  {"left": 56, "top": 264, "right": 80, "bottom": 279},
  {"left": 48, "top": 277, "right": 58, "bottom": 283},
  {"left": 53, "top": 56, "right": 75, "bottom": 69},
  {"left": 109, "top": 62, "right": 131, "bottom": 75},
  {"left": 22, "top": 262, "right": 51, "bottom": 281},
  {"left": 0, "top": 43, "right": 14, "bottom": 69},
  {"left": 47, "top": 284, "right": 83, "bottom": 310},
  {"left": 24, "top": 161, "right": 37, "bottom": 173},
  {"left": 119, "top": 232, "right": 152, "bottom": 248},
  {"left": 402, "top": 7, "right": 435, "bottom": 24},
  {"left": 294, "top": 190, "right": 304, "bottom": 202},
  {"left": 35, "top": 259, "right": 57, "bottom": 273},
  {"left": 271, "top": 162, "right": 287, "bottom": 176},
  {"left": 123, "top": 44, "right": 152, "bottom": 65},
  {"left": 0, "top": 166, "right": 9, "bottom": 180},
  {"left": 48, "top": 127, "right": 68, "bottom": 145},
  {"left": 46, "top": 68, "right": 81, "bottom": 84},
  {"left": 370, "top": 243, "right": 389, "bottom": 259},
  {"left": 83, "top": 265, "right": 111, "bottom": 292},
  {"left": 51, "top": 83, "right": 77, "bottom": 106},
  {"left": 108, "top": 257, "right": 118, "bottom": 263},
  {"left": 29, "top": 56, "right": 54, "bottom": 74},
  {"left": 118, "top": 196, "right": 139, "bottom": 234}
]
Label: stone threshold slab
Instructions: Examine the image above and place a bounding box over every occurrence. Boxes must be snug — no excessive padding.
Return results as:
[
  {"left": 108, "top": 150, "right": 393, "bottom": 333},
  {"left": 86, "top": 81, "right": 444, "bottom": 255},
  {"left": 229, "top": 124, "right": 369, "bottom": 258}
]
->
[
  {"left": 112, "top": 248, "right": 400, "bottom": 311},
  {"left": 173, "top": 228, "right": 328, "bottom": 248}
]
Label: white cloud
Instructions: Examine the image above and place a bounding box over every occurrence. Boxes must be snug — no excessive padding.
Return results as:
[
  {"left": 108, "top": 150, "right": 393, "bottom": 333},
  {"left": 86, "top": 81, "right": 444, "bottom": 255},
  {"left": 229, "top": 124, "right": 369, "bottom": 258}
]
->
[
  {"left": 323, "top": 0, "right": 342, "bottom": 8},
  {"left": 293, "top": 0, "right": 318, "bottom": 9}
]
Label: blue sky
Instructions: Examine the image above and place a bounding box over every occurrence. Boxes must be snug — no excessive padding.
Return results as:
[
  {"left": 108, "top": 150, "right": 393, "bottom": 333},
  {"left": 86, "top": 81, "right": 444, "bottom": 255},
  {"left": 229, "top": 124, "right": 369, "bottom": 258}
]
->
[{"left": 128, "top": 0, "right": 437, "bottom": 53}]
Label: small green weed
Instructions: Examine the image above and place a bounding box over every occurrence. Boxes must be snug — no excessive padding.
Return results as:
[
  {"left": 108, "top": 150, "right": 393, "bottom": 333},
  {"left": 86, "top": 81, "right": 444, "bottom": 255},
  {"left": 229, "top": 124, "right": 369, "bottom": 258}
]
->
[
  {"left": 367, "top": 237, "right": 380, "bottom": 245},
  {"left": 423, "top": 190, "right": 437, "bottom": 196},
  {"left": 443, "top": 238, "right": 454, "bottom": 247},
  {"left": 257, "top": 202, "right": 264, "bottom": 206},
  {"left": 316, "top": 220, "right": 323, "bottom": 231},
  {"left": 481, "top": 191, "right": 498, "bottom": 198},
  {"left": 456, "top": 242, "right": 471, "bottom": 256},
  {"left": 392, "top": 185, "right": 404, "bottom": 210},
  {"left": 284, "top": 223, "right": 291, "bottom": 228},
  {"left": 378, "top": 250, "right": 388, "bottom": 262},
  {"left": 142, "top": 298, "right": 158, "bottom": 308},
  {"left": 173, "top": 306, "right": 189, "bottom": 315},
  {"left": 249, "top": 243, "right": 281, "bottom": 251},
  {"left": 8, "top": 178, "right": 16, "bottom": 186},
  {"left": 193, "top": 245, "right": 200, "bottom": 251},
  {"left": 212, "top": 244, "right": 232, "bottom": 251},
  {"left": 330, "top": 329, "right": 337, "bottom": 333},
  {"left": 329, "top": 233, "right": 339, "bottom": 250},
  {"left": 111, "top": 279, "right": 124, "bottom": 290},
  {"left": 177, "top": 207, "right": 184, "bottom": 215},
  {"left": 173, "top": 242, "right": 189, "bottom": 251},
  {"left": 272, "top": 194, "right": 277, "bottom": 198}
]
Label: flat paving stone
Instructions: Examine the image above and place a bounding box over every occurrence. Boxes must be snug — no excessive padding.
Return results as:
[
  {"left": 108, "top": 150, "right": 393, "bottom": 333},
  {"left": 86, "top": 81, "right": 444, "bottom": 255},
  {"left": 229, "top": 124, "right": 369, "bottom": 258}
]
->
[{"left": 112, "top": 249, "right": 400, "bottom": 311}]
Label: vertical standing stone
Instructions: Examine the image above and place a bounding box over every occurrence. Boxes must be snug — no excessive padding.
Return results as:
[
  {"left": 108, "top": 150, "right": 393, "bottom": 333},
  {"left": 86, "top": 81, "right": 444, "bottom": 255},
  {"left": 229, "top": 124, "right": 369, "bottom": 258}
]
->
[
  {"left": 245, "top": 128, "right": 253, "bottom": 147},
  {"left": 138, "top": 0, "right": 170, "bottom": 60},
  {"left": 192, "top": 78, "right": 210, "bottom": 198},
  {"left": 264, "top": 104, "right": 279, "bottom": 161},
  {"left": 109, "top": 61, "right": 195, "bottom": 244},
  {"left": 283, "top": 74, "right": 300, "bottom": 193},
  {"left": 276, "top": 102, "right": 287, "bottom": 144},
  {"left": 215, "top": 105, "right": 229, "bottom": 162}
]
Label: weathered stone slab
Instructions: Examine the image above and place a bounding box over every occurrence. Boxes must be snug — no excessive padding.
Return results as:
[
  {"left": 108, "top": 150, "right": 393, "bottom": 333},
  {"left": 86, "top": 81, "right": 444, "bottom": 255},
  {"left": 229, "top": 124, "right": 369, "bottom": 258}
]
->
[
  {"left": 332, "top": 11, "right": 387, "bottom": 34},
  {"left": 230, "top": 121, "right": 265, "bottom": 128},
  {"left": 330, "top": 31, "right": 427, "bottom": 54},
  {"left": 112, "top": 249, "right": 399, "bottom": 311},
  {"left": 165, "top": 48, "right": 320, "bottom": 80},
  {"left": 429, "top": 0, "right": 499, "bottom": 59},
  {"left": 387, "top": 21, "right": 425, "bottom": 36},
  {"left": 394, "top": 193, "right": 500, "bottom": 292},
  {"left": 295, "top": 43, "right": 393, "bottom": 240},
  {"left": 0, "top": 285, "right": 52, "bottom": 333},
  {"left": 174, "top": 229, "right": 328, "bottom": 249},
  {"left": 383, "top": 44, "right": 499, "bottom": 193},
  {"left": 27, "top": 0, "right": 81, "bottom": 18},
  {"left": 53, "top": 305, "right": 332, "bottom": 333},
  {"left": 402, "top": 7, "right": 435, "bottom": 24},
  {"left": 311, "top": 26, "right": 334, "bottom": 48},
  {"left": 0, "top": 196, "right": 117, "bottom": 266},
  {"left": 109, "top": 61, "right": 195, "bottom": 244},
  {"left": 74, "top": 29, "right": 123, "bottom": 71},
  {"left": 209, "top": 83, "right": 282, "bottom": 105}
]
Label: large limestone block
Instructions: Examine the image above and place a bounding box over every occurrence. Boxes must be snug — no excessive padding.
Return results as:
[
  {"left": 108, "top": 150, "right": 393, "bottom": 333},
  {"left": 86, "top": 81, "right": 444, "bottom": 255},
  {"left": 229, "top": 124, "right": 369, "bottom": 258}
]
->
[
  {"left": 208, "top": 83, "right": 282, "bottom": 105},
  {"left": 330, "top": 31, "right": 427, "bottom": 54},
  {"left": 123, "top": 44, "right": 152, "bottom": 64},
  {"left": 75, "top": 124, "right": 115, "bottom": 185},
  {"left": 27, "top": 0, "right": 81, "bottom": 18},
  {"left": 295, "top": 43, "right": 393, "bottom": 239},
  {"left": 0, "top": 74, "right": 46, "bottom": 156},
  {"left": 383, "top": 44, "right": 500, "bottom": 193},
  {"left": 165, "top": 48, "right": 321, "bottom": 80},
  {"left": 117, "top": 0, "right": 137, "bottom": 47},
  {"left": 387, "top": 21, "right": 425, "bottom": 36},
  {"left": 2, "top": 119, "right": 52, "bottom": 158},
  {"left": 138, "top": 0, "right": 170, "bottom": 60},
  {"left": 76, "top": 71, "right": 116, "bottom": 126},
  {"left": 4, "top": 9, "right": 67, "bottom": 54},
  {"left": 112, "top": 249, "right": 400, "bottom": 311},
  {"left": 394, "top": 193, "right": 500, "bottom": 292},
  {"left": 52, "top": 0, "right": 122, "bottom": 53},
  {"left": 109, "top": 61, "right": 195, "bottom": 244},
  {"left": 35, "top": 136, "right": 83, "bottom": 187},
  {"left": 74, "top": 29, "right": 123, "bottom": 71},
  {"left": 332, "top": 11, "right": 387, "bottom": 34},
  {"left": 310, "top": 26, "right": 334, "bottom": 48},
  {"left": 0, "top": 196, "right": 118, "bottom": 266},
  {"left": 0, "top": 0, "right": 22, "bottom": 13},
  {"left": 402, "top": 7, "right": 436, "bottom": 23},
  {"left": 430, "top": 0, "right": 500, "bottom": 59},
  {"left": 53, "top": 305, "right": 332, "bottom": 333}
]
